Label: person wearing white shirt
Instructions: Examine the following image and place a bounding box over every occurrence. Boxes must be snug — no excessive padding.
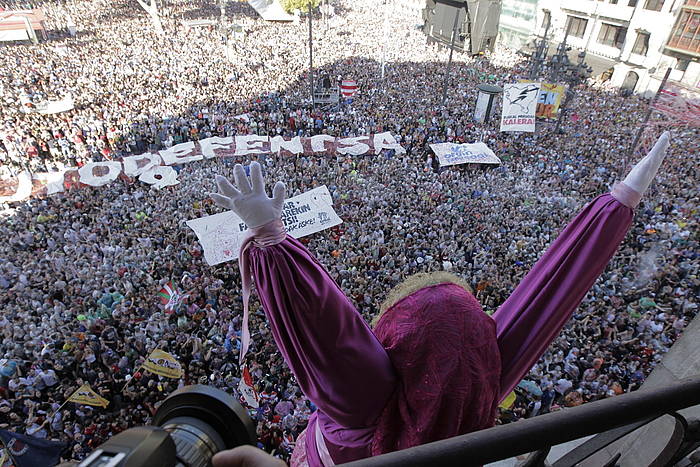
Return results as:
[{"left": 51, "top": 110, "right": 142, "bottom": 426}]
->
[{"left": 39, "top": 368, "right": 59, "bottom": 387}]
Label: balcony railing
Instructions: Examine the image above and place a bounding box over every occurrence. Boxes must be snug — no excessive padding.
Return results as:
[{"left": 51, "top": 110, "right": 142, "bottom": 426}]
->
[
  {"left": 667, "top": 35, "right": 700, "bottom": 55},
  {"left": 341, "top": 376, "right": 700, "bottom": 467}
]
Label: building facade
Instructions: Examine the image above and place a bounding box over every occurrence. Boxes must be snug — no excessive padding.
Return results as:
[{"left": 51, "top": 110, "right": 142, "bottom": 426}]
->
[
  {"left": 664, "top": 0, "right": 700, "bottom": 85},
  {"left": 422, "top": 0, "right": 501, "bottom": 54},
  {"left": 498, "top": 0, "right": 538, "bottom": 49},
  {"left": 505, "top": 0, "right": 700, "bottom": 95}
]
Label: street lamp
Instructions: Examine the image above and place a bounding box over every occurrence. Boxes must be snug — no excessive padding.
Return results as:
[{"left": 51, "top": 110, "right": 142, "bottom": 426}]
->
[
  {"left": 441, "top": 6, "right": 466, "bottom": 105},
  {"left": 543, "top": 24, "right": 591, "bottom": 133},
  {"left": 529, "top": 10, "right": 551, "bottom": 80},
  {"left": 526, "top": 16, "right": 592, "bottom": 133},
  {"left": 553, "top": 51, "right": 592, "bottom": 133},
  {"left": 308, "top": 2, "right": 315, "bottom": 108}
]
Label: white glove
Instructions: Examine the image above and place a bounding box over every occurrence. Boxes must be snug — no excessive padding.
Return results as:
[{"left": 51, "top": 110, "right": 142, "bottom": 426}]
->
[
  {"left": 623, "top": 132, "right": 671, "bottom": 195},
  {"left": 211, "top": 161, "right": 286, "bottom": 228}
]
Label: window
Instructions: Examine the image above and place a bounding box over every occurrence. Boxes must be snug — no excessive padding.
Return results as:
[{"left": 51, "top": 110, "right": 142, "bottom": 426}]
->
[
  {"left": 598, "top": 23, "right": 627, "bottom": 49},
  {"left": 668, "top": 11, "right": 700, "bottom": 54},
  {"left": 643, "top": 0, "right": 663, "bottom": 11},
  {"left": 628, "top": 0, "right": 638, "bottom": 6},
  {"left": 541, "top": 11, "right": 551, "bottom": 30},
  {"left": 621, "top": 71, "right": 639, "bottom": 91},
  {"left": 610, "top": 0, "right": 619, "bottom": 4},
  {"left": 566, "top": 16, "right": 588, "bottom": 38},
  {"left": 632, "top": 32, "right": 650, "bottom": 55},
  {"left": 676, "top": 59, "right": 689, "bottom": 71},
  {"left": 671, "top": 12, "right": 689, "bottom": 40}
]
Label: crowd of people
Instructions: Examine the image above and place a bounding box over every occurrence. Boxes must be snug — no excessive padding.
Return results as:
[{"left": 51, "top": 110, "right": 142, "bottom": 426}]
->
[{"left": 0, "top": 0, "right": 697, "bottom": 463}]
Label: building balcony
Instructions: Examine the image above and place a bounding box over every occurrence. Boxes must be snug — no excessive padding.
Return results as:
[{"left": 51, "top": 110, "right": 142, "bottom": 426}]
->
[
  {"left": 562, "top": 0, "right": 635, "bottom": 22},
  {"left": 595, "top": 2, "right": 635, "bottom": 22},
  {"left": 562, "top": 0, "right": 597, "bottom": 16},
  {"left": 667, "top": 35, "right": 700, "bottom": 56}
]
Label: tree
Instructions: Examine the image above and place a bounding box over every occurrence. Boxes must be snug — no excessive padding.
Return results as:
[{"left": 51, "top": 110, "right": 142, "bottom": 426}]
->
[
  {"left": 136, "top": 0, "right": 165, "bottom": 35},
  {"left": 279, "top": 0, "right": 321, "bottom": 14}
]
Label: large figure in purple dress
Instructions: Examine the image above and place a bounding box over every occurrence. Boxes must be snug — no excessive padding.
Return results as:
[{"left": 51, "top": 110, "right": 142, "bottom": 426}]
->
[{"left": 210, "top": 133, "right": 671, "bottom": 467}]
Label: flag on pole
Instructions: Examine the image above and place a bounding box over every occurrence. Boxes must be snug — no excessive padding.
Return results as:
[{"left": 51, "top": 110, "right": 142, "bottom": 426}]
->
[
  {"left": 238, "top": 366, "right": 259, "bottom": 408},
  {"left": 67, "top": 384, "right": 110, "bottom": 408},
  {"left": 157, "top": 281, "right": 186, "bottom": 313},
  {"left": 340, "top": 79, "right": 358, "bottom": 98},
  {"left": 0, "top": 429, "right": 66, "bottom": 467},
  {"left": 142, "top": 349, "right": 184, "bottom": 379}
]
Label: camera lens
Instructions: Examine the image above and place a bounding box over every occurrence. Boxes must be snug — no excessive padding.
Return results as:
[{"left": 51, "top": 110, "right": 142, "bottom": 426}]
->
[
  {"left": 161, "top": 417, "right": 224, "bottom": 467},
  {"left": 152, "top": 385, "right": 255, "bottom": 466}
]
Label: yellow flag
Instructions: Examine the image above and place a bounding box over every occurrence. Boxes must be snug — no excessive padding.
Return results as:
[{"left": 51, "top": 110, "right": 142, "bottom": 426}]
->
[
  {"left": 142, "top": 349, "right": 184, "bottom": 379},
  {"left": 498, "top": 391, "right": 517, "bottom": 410},
  {"left": 68, "top": 384, "right": 110, "bottom": 408}
]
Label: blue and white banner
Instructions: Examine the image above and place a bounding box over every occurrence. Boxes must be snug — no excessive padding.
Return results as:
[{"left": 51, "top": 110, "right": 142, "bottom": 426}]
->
[
  {"left": 0, "top": 429, "right": 66, "bottom": 467},
  {"left": 429, "top": 142, "right": 501, "bottom": 167}
]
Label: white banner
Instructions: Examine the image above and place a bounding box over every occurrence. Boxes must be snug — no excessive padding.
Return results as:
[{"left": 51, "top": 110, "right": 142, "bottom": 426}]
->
[
  {"left": 35, "top": 95, "right": 74, "bottom": 115},
  {"left": 186, "top": 186, "right": 341, "bottom": 265},
  {"left": 0, "top": 132, "right": 404, "bottom": 203},
  {"left": 500, "top": 83, "right": 540, "bottom": 132},
  {"left": 247, "top": 0, "right": 293, "bottom": 21},
  {"left": 429, "top": 142, "right": 501, "bottom": 166},
  {"left": 239, "top": 378, "right": 259, "bottom": 408}
]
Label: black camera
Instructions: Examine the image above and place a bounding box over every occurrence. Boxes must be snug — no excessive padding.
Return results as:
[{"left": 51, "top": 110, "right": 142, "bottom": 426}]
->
[{"left": 63, "top": 385, "right": 255, "bottom": 467}]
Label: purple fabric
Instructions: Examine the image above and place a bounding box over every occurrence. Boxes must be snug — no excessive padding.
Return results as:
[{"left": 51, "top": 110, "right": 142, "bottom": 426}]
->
[
  {"left": 238, "top": 219, "right": 287, "bottom": 364},
  {"left": 303, "top": 414, "right": 321, "bottom": 467},
  {"left": 493, "top": 193, "right": 634, "bottom": 400},
  {"left": 317, "top": 411, "right": 374, "bottom": 463},
  {"left": 290, "top": 425, "right": 310, "bottom": 467},
  {"left": 371, "top": 283, "right": 501, "bottom": 455},
  {"left": 250, "top": 237, "right": 397, "bottom": 465},
  {"left": 251, "top": 192, "right": 636, "bottom": 465}
]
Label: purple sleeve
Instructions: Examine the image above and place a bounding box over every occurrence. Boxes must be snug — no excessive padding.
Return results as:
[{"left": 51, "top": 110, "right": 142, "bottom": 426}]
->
[
  {"left": 493, "top": 194, "right": 634, "bottom": 400},
  {"left": 249, "top": 236, "right": 397, "bottom": 428}
]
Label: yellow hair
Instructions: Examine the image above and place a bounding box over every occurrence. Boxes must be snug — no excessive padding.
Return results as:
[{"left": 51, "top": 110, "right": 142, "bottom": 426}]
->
[{"left": 372, "top": 271, "right": 472, "bottom": 328}]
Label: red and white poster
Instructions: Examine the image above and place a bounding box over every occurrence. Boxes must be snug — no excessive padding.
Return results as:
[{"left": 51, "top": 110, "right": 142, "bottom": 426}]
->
[
  {"left": 238, "top": 366, "right": 259, "bottom": 408},
  {"left": 340, "top": 79, "right": 358, "bottom": 98}
]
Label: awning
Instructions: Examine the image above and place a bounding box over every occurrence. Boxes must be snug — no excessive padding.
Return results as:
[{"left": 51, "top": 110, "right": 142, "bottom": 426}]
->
[{"left": 0, "top": 9, "right": 46, "bottom": 31}]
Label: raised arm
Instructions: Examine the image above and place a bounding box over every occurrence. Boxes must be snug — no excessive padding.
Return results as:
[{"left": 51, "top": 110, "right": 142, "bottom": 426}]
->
[
  {"left": 493, "top": 133, "right": 671, "bottom": 400},
  {"left": 212, "top": 163, "right": 396, "bottom": 429}
]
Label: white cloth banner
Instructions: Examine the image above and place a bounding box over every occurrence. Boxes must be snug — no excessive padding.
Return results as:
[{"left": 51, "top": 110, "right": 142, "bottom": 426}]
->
[
  {"left": 429, "top": 142, "right": 501, "bottom": 166},
  {"left": 247, "top": 0, "right": 293, "bottom": 21},
  {"left": 0, "top": 132, "right": 404, "bottom": 203},
  {"left": 238, "top": 377, "right": 259, "bottom": 408},
  {"left": 36, "top": 95, "right": 74, "bottom": 115},
  {"left": 1, "top": 171, "right": 33, "bottom": 202},
  {"left": 138, "top": 166, "right": 180, "bottom": 189},
  {"left": 186, "top": 186, "right": 341, "bottom": 265},
  {"left": 500, "top": 83, "right": 540, "bottom": 132}
]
